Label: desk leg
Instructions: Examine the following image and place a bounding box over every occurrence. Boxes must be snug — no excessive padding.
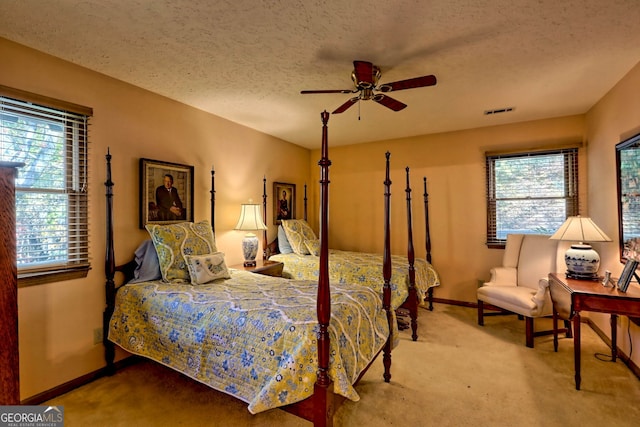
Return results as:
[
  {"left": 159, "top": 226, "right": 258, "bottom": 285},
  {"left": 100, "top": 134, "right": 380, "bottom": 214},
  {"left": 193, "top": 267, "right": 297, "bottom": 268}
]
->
[
  {"left": 573, "top": 313, "right": 581, "bottom": 390},
  {"left": 553, "top": 309, "right": 559, "bottom": 352},
  {"left": 611, "top": 314, "right": 618, "bottom": 362}
]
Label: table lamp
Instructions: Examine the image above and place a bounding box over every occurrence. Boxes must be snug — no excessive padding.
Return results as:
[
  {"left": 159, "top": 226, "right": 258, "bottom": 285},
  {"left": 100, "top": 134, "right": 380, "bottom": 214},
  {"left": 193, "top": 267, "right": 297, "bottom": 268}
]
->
[
  {"left": 550, "top": 216, "right": 612, "bottom": 280},
  {"left": 234, "top": 202, "right": 267, "bottom": 267}
]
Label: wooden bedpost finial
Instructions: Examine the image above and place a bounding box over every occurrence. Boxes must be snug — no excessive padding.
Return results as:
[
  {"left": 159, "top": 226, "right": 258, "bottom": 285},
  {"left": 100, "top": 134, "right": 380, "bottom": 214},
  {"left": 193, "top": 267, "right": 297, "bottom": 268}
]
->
[
  {"left": 262, "top": 175, "right": 268, "bottom": 261},
  {"left": 321, "top": 110, "right": 329, "bottom": 124},
  {"left": 406, "top": 167, "right": 411, "bottom": 196},
  {"left": 384, "top": 152, "right": 391, "bottom": 188}
]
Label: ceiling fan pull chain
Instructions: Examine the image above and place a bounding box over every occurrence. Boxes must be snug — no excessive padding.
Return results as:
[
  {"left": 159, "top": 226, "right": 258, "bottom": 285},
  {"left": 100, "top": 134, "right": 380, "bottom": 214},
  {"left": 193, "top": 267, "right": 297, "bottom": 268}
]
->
[{"left": 358, "top": 100, "right": 361, "bottom": 120}]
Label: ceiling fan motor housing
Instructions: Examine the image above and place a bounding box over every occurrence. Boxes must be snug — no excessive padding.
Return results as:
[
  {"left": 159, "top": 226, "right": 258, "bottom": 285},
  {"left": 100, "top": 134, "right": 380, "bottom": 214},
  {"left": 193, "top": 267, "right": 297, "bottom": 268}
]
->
[{"left": 351, "top": 65, "right": 381, "bottom": 90}]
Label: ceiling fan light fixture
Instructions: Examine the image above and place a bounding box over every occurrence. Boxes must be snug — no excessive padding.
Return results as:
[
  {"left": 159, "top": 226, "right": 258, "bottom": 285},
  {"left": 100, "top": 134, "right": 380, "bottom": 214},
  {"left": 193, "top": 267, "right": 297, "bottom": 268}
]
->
[{"left": 361, "top": 88, "right": 374, "bottom": 100}]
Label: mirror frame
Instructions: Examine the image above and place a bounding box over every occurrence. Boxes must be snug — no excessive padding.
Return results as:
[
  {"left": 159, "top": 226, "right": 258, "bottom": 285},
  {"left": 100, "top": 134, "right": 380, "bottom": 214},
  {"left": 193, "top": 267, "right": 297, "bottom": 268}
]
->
[{"left": 616, "top": 132, "right": 640, "bottom": 262}]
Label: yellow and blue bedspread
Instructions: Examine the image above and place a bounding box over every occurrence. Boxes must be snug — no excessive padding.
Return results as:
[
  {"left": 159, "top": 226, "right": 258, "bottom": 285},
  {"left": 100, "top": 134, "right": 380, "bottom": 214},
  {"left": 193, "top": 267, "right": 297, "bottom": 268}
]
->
[
  {"left": 108, "top": 270, "right": 390, "bottom": 413},
  {"left": 270, "top": 250, "right": 440, "bottom": 309}
]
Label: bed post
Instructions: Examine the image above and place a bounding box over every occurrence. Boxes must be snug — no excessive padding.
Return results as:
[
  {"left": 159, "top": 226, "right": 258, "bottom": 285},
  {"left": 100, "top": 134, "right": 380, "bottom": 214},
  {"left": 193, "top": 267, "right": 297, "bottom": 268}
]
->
[
  {"left": 304, "top": 183, "right": 308, "bottom": 221},
  {"left": 405, "top": 167, "right": 419, "bottom": 341},
  {"left": 262, "top": 175, "right": 267, "bottom": 261},
  {"left": 382, "top": 152, "right": 393, "bottom": 382},
  {"left": 423, "top": 177, "right": 434, "bottom": 310},
  {"left": 104, "top": 149, "right": 116, "bottom": 375},
  {"left": 314, "top": 111, "right": 334, "bottom": 427},
  {"left": 210, "top": 167, "right": 216, "bottom": 235}
]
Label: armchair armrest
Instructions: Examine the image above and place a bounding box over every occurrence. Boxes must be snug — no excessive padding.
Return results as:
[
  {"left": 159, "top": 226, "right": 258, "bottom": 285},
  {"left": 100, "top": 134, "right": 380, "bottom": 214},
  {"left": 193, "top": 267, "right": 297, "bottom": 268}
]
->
[
  {"left": 530, "top": 277, "right": 551, "bottom": 316},
  {"left": 486, "top": 266, "right": 517, "bottom": 286}
]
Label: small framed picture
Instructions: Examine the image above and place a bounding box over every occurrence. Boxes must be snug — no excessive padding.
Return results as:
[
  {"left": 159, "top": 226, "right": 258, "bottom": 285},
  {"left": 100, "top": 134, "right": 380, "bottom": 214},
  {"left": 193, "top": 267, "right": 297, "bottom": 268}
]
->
[
  {"left": 273, "top": 182, "right": 295, "bottom": 225},
  {"left": 617, "top": 260, "right": 638, "bottom": 292},
  {"left": 140, "top": 158, "right": 194, "bottom": 228}
]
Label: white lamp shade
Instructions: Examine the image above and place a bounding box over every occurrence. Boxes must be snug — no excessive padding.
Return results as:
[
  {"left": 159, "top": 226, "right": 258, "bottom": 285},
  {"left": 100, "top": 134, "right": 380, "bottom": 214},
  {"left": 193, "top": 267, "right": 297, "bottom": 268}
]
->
[
  {"left": 234, "top": 204, "right": 267, "bottom": 231},
  {"left": 549, "top": 216, "right": 611, "bottom": 242}
]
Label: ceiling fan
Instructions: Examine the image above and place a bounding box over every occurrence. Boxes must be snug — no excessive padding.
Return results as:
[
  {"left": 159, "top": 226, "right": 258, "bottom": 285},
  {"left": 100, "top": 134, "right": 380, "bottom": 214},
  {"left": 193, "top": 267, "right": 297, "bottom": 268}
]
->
[{"left": 301, "top": 60, "right": 437, "bottom": 114}]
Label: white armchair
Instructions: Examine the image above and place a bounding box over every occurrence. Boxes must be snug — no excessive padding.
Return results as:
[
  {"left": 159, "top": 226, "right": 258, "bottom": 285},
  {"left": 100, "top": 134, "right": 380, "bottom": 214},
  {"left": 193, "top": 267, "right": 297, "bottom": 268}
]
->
[{"left": 477, "top": 234, "right": 571, "bottom": 347}]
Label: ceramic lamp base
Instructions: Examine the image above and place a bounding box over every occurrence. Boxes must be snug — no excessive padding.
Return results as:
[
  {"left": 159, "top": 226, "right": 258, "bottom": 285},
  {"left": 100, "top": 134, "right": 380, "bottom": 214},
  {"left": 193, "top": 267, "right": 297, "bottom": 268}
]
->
[
  {"left": 242, "top": 232, "right": 259, "bottom": 267},
  {"left": 565, "top": 243, "right": 600, "bottom": 279}
]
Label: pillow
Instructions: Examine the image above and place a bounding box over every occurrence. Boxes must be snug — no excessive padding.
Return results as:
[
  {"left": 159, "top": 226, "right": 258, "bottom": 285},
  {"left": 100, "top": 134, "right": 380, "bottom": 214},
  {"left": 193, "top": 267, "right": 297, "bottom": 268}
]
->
[
  {"left": 129, "top": 239, "right": 162, "bottom": 283},
  {"left": 304, "top": 239, "right": 320, "bottom": 256},
  {"left": 145, "top": 220, "right": 217, "bottom": 282},
  {"left": 185, "top": 252, "right": 230, "bottom": 284},
  {"left": 277, "top": 225, "right": 294, "bottom": 254},
  {"left": 281, "top": 219, "right": 317, "bottom": 255}
]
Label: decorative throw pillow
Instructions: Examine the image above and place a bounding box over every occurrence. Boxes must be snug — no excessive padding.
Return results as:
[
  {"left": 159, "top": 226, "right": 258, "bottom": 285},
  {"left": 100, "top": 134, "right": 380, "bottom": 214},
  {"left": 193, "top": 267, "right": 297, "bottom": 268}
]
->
[
  {"left": 185, "top": 252, "right": 230, "bottom": 284},
  {"left": 304, "top": 239, "right": 321, "bottom": 256},
  {"left": 277, "top": 225, "right": 294, "bottom": 254},
  {"left": 281, "top": 219, "right": 317, "bottom": 255},
  {"left": 145, "top": 220, "right": 217, "bottom": 282}
]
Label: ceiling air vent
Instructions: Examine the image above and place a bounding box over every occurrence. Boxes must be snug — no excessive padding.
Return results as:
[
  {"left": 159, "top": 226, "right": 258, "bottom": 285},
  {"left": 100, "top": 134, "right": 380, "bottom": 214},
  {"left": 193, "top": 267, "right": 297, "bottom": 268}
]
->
[{"left": 484, "top": 107, "right": 515, "bottom": 115}]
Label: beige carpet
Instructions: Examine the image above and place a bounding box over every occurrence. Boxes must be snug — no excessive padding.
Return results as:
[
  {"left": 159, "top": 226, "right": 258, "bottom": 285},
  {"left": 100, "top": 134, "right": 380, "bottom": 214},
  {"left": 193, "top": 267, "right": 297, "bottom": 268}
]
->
[{"left": 47, "top": 305, "right": 640, "bottom": 426}]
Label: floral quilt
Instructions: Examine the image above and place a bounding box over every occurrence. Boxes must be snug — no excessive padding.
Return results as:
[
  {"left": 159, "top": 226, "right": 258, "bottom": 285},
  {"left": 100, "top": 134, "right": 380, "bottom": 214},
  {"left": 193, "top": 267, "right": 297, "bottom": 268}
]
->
[
  {"left": 270, "top": 250, "right": 440, "bottom": 309},
  {"left": 108, "top": 270, "right": 390, "bottom": 414}
]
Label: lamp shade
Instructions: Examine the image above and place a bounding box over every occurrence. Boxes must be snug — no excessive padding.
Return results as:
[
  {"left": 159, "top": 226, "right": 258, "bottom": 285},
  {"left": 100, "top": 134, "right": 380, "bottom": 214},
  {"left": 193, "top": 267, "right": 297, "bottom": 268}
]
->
[
  {"left": 550, "top": 216, "right": 611, "bottom": 279},
  {"left": 549, "top": 216, "right": 612, "bottom": 242},
  {"left": 234, "top": 204, "right": 267, "bottom": 231}
]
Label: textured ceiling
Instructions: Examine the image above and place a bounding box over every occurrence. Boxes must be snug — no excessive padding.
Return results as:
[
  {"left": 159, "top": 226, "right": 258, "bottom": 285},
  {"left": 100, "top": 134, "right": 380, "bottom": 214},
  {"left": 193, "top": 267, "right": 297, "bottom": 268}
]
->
[{"left": 2, "top": 1, "right": 640, "bottom": 149}]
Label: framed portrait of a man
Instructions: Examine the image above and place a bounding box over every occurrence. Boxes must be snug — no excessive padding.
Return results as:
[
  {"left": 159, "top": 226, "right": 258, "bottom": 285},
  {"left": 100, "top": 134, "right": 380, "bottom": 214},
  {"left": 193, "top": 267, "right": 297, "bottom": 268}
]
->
[
  {"left": 140, "top": 158, "right": 194, "bottom": 228},
  {"left": 273, "top": 182, "right": 295, "bottom": 225}
]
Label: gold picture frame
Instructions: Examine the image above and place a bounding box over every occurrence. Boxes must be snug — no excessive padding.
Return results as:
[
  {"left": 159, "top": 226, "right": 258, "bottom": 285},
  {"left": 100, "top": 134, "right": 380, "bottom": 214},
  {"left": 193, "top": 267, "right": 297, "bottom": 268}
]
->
[
  {"left": 140, "top": 158, "right": 194, "bottom": 228},
  {"left": 273, "top": 182, "right": 295, "bottom": 225}
]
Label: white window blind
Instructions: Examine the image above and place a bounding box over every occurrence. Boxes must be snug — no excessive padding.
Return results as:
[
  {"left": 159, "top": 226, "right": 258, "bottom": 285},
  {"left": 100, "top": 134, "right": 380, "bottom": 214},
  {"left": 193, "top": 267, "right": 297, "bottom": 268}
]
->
[
  {"left": 0, "top": 91, "right": 91, "bottom": 277},
  {"left": 486, "top": 148, "right": 579, "bottom": 246}
]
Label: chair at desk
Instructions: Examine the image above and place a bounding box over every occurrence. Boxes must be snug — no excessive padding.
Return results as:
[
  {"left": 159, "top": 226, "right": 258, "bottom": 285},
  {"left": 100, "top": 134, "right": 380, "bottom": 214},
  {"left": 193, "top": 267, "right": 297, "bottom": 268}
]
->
[{"left": 477, "top": 233, "right": 572, "bottom": 348}]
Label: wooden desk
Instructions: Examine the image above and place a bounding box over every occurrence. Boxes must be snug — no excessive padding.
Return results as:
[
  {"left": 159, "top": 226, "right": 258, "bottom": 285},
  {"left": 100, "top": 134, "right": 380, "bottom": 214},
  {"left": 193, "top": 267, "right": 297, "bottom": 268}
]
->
[{"left": 548, "top": 272, "right": 640, "bottom": 390}]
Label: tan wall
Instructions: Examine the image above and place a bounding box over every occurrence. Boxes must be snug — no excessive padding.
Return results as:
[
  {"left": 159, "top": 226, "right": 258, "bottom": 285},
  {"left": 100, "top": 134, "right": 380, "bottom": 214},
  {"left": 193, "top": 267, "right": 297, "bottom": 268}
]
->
[
  {"left": 0, "top": 38, "right": 310, "bottom": 400},
  {"left": 585, "top": 60, "right": 640, "bottom": 368},
  {"left": 311, "top": 115, "right": 586, "bottom": 302}
]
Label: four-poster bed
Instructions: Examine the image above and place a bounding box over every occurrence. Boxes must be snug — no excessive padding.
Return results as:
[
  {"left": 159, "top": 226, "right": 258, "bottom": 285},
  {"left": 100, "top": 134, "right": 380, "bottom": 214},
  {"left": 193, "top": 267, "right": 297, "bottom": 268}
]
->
[
  {"left": 103, "top": 111, "right": 397, "bottom": 426},
  {"left": 265, "top": 167, "right": 439, "bottom": 341}
]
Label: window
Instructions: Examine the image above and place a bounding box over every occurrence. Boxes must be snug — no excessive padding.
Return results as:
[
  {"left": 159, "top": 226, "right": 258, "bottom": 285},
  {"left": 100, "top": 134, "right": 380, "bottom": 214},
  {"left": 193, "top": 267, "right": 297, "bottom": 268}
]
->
[
  {"left": 0, "top": 86, "right": 92, "bottom": 285},
  {"left": 486, "top": 148, "right": 579, "bottom": 247},
  {"left": 616, "top": 133, "right": 640, "bottom": 260}
]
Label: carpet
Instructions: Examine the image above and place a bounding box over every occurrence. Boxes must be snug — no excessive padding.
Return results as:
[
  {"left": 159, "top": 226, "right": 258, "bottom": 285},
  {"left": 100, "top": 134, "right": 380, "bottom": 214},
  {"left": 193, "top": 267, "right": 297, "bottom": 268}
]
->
[{"left": 47, "top": 304, "right": 640, "bottom": 426}]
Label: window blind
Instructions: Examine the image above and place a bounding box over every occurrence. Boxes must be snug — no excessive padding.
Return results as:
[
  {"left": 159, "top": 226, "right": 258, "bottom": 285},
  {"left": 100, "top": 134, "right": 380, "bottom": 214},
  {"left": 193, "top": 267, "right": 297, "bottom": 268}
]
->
[
  {"left": 486, "top": 148, "right": 579, "bottom": 246},
  {"left": 0, "top": 94, "right": 91, "bottom": 275}
]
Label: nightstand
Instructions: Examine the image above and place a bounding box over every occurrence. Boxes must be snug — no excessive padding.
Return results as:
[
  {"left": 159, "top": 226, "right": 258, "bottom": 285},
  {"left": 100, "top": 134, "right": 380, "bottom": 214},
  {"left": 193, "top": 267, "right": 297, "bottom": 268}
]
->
[{"left": 231, "top": 259, "right": 284, "bottom": 277}]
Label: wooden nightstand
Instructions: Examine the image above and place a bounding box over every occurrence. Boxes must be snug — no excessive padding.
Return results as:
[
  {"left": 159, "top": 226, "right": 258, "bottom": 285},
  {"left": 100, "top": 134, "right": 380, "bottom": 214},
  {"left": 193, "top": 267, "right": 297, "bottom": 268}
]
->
[{"left": 231, "top": 259, "right": 284, "bottom": 277}]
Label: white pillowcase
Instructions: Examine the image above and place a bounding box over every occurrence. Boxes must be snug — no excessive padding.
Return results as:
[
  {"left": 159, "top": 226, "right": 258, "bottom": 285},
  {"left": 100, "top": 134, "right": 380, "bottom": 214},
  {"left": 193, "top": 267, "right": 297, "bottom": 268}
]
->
[{"left": 185, "top": 252, "right": 231, "bottom": 285}]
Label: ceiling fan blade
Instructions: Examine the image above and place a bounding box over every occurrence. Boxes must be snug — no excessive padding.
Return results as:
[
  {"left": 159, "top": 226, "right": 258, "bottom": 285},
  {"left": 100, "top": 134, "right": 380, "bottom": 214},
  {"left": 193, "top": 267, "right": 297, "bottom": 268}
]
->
[
  {"left": 353, "top": 60, "right": 375, "bottom": 87},
  {"left": 332, "top": 97, "right": 359, "bottom": 114},
  {"left": 301, "top": 89, "right": 353, "bottom": 94},
  {"left": 378, "top": 75, "right": 437, "bottom": 92},
  {"left": 373, "top": 94, "right": 407, "bottom": 111}
]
